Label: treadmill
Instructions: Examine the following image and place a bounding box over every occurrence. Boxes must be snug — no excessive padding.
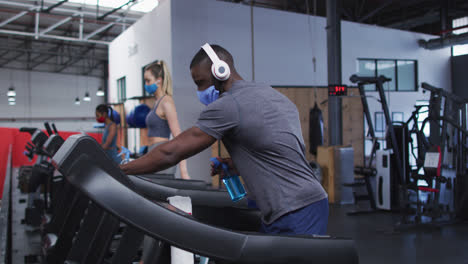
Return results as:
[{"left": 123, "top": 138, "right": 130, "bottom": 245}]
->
[{"left": 52, "top": 134, "right": 359, "bottom": 264}]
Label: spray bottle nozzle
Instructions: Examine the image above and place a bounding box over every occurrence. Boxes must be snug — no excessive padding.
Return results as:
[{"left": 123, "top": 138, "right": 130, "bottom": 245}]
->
[{"left": 210, "top": 157, "right": 230, "bottom": 176}]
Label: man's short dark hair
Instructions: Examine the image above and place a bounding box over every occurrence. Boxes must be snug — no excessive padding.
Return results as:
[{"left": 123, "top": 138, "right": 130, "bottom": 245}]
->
[{"left": 190, "top": 44, "right": 234, "bottom": 69}]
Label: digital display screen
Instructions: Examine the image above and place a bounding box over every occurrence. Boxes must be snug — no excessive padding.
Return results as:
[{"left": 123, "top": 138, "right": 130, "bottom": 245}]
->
[{"left": 328, "top": 85, "right": 348, "bottom": 96}]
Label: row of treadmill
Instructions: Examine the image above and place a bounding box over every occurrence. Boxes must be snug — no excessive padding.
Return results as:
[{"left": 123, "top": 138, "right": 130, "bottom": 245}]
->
[{"left": 8, "top": 124, "right": 359, "bottom": 264}]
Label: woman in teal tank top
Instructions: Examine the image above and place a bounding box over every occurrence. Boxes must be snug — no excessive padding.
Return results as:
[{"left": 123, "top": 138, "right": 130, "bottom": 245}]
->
[{"left": 96, "top": 104, "right": 121, "bottom": 164}]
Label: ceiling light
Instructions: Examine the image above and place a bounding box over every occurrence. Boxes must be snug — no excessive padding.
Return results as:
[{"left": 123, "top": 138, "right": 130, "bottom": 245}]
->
[
  {"left": 8, "top": 97, "right": 15, "bottom": 102},
  {"left": 96, "top": 87, "right": 105, "bottom": 96},
  {"left": 7, "top": 86, "right": 16, "bottom": 97},
  {"left": 75, "top": 97, "right": 81, "bottom": 105},
  {"left": 83, "top": 92, "right": 91, "bottom": 101},
  {"left": 8, "top": 101, "right": 16, "bottom": 106}
]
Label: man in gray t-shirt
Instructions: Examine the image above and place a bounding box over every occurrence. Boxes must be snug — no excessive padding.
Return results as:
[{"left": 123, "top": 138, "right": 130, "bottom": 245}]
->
[{"left": 121, "top": 44, "right": 328, "bottom": 235}]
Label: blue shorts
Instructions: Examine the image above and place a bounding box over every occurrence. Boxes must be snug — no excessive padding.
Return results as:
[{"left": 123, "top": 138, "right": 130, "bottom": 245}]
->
[{"left": 259, "top": 198, "right": 329, "bottom": 236}]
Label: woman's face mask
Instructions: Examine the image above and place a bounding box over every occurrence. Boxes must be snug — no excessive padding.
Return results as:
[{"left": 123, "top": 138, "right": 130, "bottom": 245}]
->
[
  {"left": 144, "top": 79, "right": 161, "bottom": 95},
  {"left": 197, "top": 85, "right": 219, "bottom": 105},
  {"left": 145, "top": 83, "right": 158, "bottom": 94}
]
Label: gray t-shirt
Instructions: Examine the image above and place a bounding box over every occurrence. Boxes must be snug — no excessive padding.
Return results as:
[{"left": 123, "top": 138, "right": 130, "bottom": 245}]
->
[{"left": 196, "top": 80, "right": 327, "bottom": 224}]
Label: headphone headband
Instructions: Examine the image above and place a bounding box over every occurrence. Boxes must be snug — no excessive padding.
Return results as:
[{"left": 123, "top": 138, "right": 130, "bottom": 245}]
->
[{"left": 201, "top": 43, "right": 221, "bottom": 64}]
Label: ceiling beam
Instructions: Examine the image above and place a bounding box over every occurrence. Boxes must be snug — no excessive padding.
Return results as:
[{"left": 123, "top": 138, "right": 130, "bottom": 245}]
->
[
  {"left": 358, "top": 0, "right": 395, "bottom": 22},
  {"left": 0, "top": 65, "right": 103, "bottom": 78},
  {"left": 40, "top": 16, "right": 73, "bottom": 36},
  {"left": 0, "top": 46, "right": 107, "bottom": 60},
  {"left": 55, "top": 45, "right": 96, "bottom": 72},
  {"left": 0, "top": 29, "right": 110, "bottom": 45},
  {"left": 0, "top": 0, "right": 139, "bottom": 22},
  {"left": 42, "top": 0, "right": 69, "bottom": 13},
  {"left": 98, "top": 0, "right": 136, "bottom": 20},
  {"left": 84, "top": 23, "right": 115, "bottom": 40},
  {"left": 386, "top": 11, "right": 440, "bottom": 29},
  {"left": 0, "top": 11, "right": 28, "bottom": 28}
]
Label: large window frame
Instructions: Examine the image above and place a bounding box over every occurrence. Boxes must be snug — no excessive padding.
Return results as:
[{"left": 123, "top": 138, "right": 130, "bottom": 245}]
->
[{"left": 357, "top": 58, "right": 418, "bottom": 92}]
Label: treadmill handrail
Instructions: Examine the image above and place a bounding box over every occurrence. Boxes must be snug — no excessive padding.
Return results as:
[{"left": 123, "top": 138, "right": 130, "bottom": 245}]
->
[
  {"left": 129, "top": 176, "right": 248, "bottom": 208},
  {"left": 66, "top": 156, "right": 358, "bottom": 264}
]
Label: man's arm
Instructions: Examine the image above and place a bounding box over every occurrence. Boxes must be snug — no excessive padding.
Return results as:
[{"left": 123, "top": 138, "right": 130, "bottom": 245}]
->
[{"left": 120, "top": 127, "right": 216, "bottom": 175}]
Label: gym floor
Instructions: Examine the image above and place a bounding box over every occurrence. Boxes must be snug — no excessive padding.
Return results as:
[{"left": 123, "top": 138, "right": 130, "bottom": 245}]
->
[{"left": 328, "top": 204, "right": 468, "bottom": 264}]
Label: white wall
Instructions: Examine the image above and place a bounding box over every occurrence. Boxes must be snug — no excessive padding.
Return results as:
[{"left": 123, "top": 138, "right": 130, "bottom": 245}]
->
[
  {"left": 252, "top": 7, "right": 326, "bottom": 85},
  {"left": 0, "top": 69, "right": 104, "bottom": 132},
  {"left": 108, "top": 0, "right": 172, "bottom": 157},
  {"left": 108, "top": 0, "right": 452, "bottom": 181}
]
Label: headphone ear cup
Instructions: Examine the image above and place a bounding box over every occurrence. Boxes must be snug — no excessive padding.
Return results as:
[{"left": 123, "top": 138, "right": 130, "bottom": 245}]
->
[{"left": 212, "top": 61, "right": 230, "bottom": 81}]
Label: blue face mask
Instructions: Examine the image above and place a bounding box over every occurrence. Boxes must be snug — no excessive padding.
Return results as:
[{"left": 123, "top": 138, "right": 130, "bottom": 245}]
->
[
  {"left": 145, "top": 83, "right": 158, "bottom": 94},
  {"left": 197, "top": 85, "right": 219, "bottom": 105}
]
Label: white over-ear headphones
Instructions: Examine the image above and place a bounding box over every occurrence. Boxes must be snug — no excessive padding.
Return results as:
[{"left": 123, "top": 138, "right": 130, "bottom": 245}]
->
[{"left": 201, "top": 43, "right": 231, "bottom": 81}]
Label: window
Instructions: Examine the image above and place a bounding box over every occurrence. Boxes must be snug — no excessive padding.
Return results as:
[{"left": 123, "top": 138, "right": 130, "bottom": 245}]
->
[
  {"left": 357, "top": 60, "right": 376, "bottom": 91},
  {"left": 452, "top": 16, "right": 468, "bottom": 56},
  {"left": 392, "top": 112, "right": 404, "bottom": 122},
  {"left": 373, "top": 112, "right": 387, "bottom": 151},
  {"left": 374, "top": 112, "right": 386, "bottom": 132},
  {"left": 397, "top": 61, "right": 417, "bottom": 91},
  {"left": 117, "top": 77, "right": 126, "bottom": 103},
  {"left": 356, "top": 59, "right": 417, "bottom": 91}
]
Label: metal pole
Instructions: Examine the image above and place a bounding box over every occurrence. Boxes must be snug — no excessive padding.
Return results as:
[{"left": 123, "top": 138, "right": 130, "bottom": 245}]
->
[
  {"left": 440, "top": 0, "right": 449, "bottom": 38},
  {"left": 358, "top": 83, "right": 378, "bottom": 166},
  {"left": 250, "top": 1, "right": 255, "bottom": 81},
  {"left": 327, "top": 0, "right": 342, "bottom": 146},
  {"left": 79, "top": 15, "right": 84, "bottom": 40},
  {"left": 34, "top": 11, "right": 40, "bottom": 39}
]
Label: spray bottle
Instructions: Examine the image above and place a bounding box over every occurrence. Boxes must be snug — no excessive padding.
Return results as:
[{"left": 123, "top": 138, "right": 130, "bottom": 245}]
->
[
  {"left": 119, "top": 146, "right": 131, "bottom": 165},
  {"left": 210, "top": 157, "right": 246, "bottom": 202}
]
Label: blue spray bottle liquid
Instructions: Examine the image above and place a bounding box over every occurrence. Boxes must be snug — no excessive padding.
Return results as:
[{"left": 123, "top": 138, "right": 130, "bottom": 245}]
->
[
  {"left": 118, "top": 146, "right": 131, "bottom": 165},
  {"left": 210, "top": 157, "right": 246, "bottom": 202}
]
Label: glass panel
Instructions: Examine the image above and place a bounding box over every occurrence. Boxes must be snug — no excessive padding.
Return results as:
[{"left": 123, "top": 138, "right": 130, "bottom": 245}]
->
[
  {"left": 357, "top": 59, "right": 376, "bottom": 91},
  {"left": 392, "top": 112, "right": 404, "bottom": 122},
  {"left": 397, "top": 60, "right": 416, "bottom": 91},
  {"left": 117, "top": 77, "right": 126, "bottom": 103},
  {"left": 453, "top": 44, "right": 468, "bottom": 56},
  {"left": 377, "top": 60, "right": 396, "bottom": 91},
  {"left": 375, "top": 112, "right": 386, "bottom": 132},
  {"left": 452, "top": 17, "right": 468, "bottom": 56}
]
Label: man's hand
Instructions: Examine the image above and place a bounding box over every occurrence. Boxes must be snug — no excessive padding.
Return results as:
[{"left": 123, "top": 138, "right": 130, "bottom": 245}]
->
[
  {"left": 211, "top": 157, "right": 239, "bottom": 178},
  {"left": 120, "top": 127, "right": 216, "bottom": 175}
]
